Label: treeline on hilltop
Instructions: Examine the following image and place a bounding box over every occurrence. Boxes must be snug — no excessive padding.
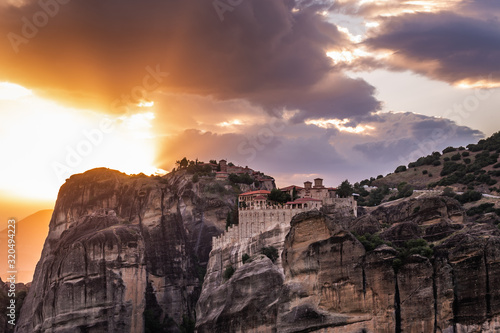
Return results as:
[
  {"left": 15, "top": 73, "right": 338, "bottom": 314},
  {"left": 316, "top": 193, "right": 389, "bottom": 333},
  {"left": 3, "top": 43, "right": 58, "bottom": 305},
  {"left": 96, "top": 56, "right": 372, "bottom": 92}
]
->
[{"left": 350, "top": 132, "right": 500, "bottom": 212}]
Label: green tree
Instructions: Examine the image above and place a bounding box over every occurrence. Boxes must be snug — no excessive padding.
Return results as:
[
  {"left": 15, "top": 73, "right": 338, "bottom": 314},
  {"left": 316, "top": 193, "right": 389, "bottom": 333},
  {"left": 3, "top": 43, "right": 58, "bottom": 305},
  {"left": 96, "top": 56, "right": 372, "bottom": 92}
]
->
[
  {"left": 261, "top": 246, "right": 279, "bottom": 263},
  {"left": 242, "top": 253, "right": 250, "bottom": 264},
  {"left": 337, "top": 180, "right": 354, "bottom": 198},
  {"left": 268, "top": 188, "right": 291, "bottom": 204},
  {"left": 395, "top": 165, "right": 407, "bottom": 173},
  {"left": 223, "top": 265, "right": 235, "bottom": 280},
  {"left": 176, "top": 157, "right": 189, "bottom": 169}
]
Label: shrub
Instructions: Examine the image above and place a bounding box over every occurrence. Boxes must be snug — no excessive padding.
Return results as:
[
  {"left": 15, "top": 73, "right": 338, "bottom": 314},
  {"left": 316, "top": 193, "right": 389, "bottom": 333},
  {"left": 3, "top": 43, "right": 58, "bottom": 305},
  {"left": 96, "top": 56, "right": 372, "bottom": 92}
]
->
[
  {"left": 223, "top": 265, "right": 235, "bottom": 280},
  {"left": 242, "top": 253, "right": 251, "bottom": 264},
  {"left": 494, "top": 163, "right": 500, "bottom": 169},
  {"left": 228, "top": 173, "right": 254, "bottom": 185},
  {"left": 397, "top": 182, "right": 414, "bottom": 198},
  {"left": 441, "top": 161, "right": 465, "bottom": 177},
  {"left": 466, "top": 203, "right": 496, "bottom": 216},
  {"left": 442, "top": 187, "right": 456, "bottom": 197},
  {"left": 433, "top": 160, "right": 441, "bottom": 166},
  {"left": 354, "top": 232, "right": 386, "bottom": 252},
  {"left": 422, "top": 170, "right": 428, "bottom": 175},
  {"left": 443, "top": 146, "right": 457, "bottom": 154},
  {"left": 377, "top": 175, "right": 383, "bottom": 179},
  {"left": 462, "top": 151, "right": 470, "bottom": 157},
  {"left": 180, "top": 315, "right": 196, "bottom": 333},
  {"left": 428, "top": 173, "right": 433, "bottom": 177},
  {"left": 261, "top": 246, "right": 279, "bottom": 263},
  {"left": 464, "top": 158, "right": 471, "bottom": 164},
  {"left": 451, "top": 153, "right": 461, "bottom": 161},
  {"left": 395, "top": 165, "right": 407, "bottom": 173},
  {"left": 456, "top": 190, "right": 483, "bottom": 204}
]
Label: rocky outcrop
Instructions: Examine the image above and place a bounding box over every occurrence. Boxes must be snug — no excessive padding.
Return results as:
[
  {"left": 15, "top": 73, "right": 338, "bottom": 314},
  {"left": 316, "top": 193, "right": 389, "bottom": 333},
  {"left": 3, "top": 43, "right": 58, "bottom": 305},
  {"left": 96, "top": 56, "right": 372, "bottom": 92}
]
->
[
  {"left": 196, "top": 255, "right": 283, "bottom": 332},
  {"left": 197, "top": 196, "right": 500, "bottom": 332},
  {"left": 0, "top": 279, "right": 30, "bottom": 333},
  {"left": 15, "top": 168, "right": 250, "bottom": 333}
]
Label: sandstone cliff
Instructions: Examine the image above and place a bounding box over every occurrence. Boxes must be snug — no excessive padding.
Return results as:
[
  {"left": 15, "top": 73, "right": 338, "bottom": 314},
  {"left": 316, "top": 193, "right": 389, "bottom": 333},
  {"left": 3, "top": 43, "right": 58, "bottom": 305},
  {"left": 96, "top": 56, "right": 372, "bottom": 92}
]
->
[
  {"left": 15, "top": 168, "right": 252, "bottom": 332},
  {"left": 197, "top": 196, "right": 500, "bottom": 332}
]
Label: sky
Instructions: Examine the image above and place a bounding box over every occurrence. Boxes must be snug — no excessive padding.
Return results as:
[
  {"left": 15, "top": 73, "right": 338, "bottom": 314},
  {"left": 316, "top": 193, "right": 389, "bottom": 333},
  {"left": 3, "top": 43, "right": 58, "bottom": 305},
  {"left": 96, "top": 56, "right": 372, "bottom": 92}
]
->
[{"left": 0, "top": 0, "right": 499, "bottom": 221}]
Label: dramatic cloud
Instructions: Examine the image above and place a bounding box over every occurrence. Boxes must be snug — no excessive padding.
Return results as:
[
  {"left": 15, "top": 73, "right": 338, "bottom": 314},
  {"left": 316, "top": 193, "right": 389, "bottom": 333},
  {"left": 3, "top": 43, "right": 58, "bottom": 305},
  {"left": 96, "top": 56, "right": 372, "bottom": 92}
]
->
[
  {"left": 353, "top": 112, "right": 483, "bottom": 165},
  {"left": 155, "top": 108, "right": 484, "bottom": 185},
  {"left": 364, "top": 12, "right": 500, "bottom": 87},
  {"left": 0, "top": 0, "right": 380, "bottom": 120}
]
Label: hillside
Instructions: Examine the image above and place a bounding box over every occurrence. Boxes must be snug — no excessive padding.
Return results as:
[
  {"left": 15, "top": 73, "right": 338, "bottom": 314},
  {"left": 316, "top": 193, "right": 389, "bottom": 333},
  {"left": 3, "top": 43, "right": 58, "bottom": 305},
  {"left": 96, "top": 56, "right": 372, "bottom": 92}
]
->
[
  {"left": 354, "top": 132, "right": 500, "bottom": 220},
  {"left": 371, "top": 131, "right": 500, "bottom": 192},
  {"left": 0, "top": 210, "right": 52, "bottom": 283}
]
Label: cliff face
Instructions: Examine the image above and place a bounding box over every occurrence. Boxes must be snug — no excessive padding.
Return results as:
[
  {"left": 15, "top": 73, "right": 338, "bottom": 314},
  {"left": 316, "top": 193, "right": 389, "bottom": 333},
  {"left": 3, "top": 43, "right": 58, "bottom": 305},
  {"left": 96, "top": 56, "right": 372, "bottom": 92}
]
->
[
  {"left": 197, "top": 197, "right": 500, "bottom": 332},
  {"left": 15, "top": 168, "right": 243, "bottom": 333}
]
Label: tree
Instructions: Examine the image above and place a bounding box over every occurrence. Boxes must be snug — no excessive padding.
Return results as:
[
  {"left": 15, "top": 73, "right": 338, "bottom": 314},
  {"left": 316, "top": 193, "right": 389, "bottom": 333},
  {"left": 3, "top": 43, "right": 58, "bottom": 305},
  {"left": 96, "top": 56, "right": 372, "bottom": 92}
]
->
[
  {"left": 397, "top": 182, "right": 414, "bottom": 198},
  {"left": 223, "top": 265, "right": 235, "bottom": 280},
  {"left": 176, "top": 157, "right": 189, "bottom": 169},
  {"left": 394, "top": 165, "right": 407, "bottom": 173},
  {"left": 337, "top": 180, "right": 354, "bottom": 198},
  {"left": 209, "top": 159, "right": 217, "bottom": 164},
  {"left": 261, "top": 246, "right": 279, "bottom": 263},
  {"left": 268, "top": 188, "right": 291, "bottom": 204}
]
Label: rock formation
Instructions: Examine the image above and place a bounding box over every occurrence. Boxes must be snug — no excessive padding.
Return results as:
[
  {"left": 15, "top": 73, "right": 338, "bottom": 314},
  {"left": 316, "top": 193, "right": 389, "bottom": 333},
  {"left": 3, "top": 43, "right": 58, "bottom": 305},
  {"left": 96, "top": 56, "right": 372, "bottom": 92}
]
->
[
  {"left": 15, "top": 168, "right": 250, "bottom": 332},
  {"left": 197, "top": 196, "right": 500, "bottom": 332},
  {"left": 16, "top": 166, "right": 500, "bottom": 332}
]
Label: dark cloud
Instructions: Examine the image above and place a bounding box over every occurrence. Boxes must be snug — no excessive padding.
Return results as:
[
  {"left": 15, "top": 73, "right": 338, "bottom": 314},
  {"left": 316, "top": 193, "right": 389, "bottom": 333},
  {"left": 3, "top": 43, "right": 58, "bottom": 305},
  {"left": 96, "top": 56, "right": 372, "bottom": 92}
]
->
[
  {"left": 364, "top": 12, "right": 500, "bottom": 86},
  {"left": 460, "top": 0, "right": 500, "bottom": 20},
  {"left": 156, "top": 110, "right": 483, "bottom": 184},
  {"left": 353, "top": 112, "right": 483, "bottom": 164},
  {"left": 0, "top": 0, "right": 379, "bottom": 120}
]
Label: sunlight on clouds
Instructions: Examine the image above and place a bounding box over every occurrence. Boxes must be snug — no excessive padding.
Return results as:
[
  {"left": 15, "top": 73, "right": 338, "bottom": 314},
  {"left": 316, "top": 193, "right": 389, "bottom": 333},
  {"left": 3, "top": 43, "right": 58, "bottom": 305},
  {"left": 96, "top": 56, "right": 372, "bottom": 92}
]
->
[
  {"left": 337, "top": 26, "right": 363, "bottom": 43},
  {"left": 0, "top": 82, "right": 32, "bottom": 100},
  {"left": 356, "top": 0, "right": 464, "bottom": 18},
  {"left": 306, "top": 118, "right": 375, "bottom": 134},
  {"left": 365, "top": 21, "right": 380, "bottom": 28},
  {"left": 218, "top": 119, "right": 242, "bottom": 127},
  {"left": 326, "top": 48, "right": 392, "bottom": 64},
  {"left": 0, "top": 84, "right": 163, "bottom": 200},
  {"left": 455, "top": 79, "right": 500, "bottom": 90},
  {"left": 137, "top": 101, "right": 155, "bottom": 107},
  {"left": 119, "top": 112, "right": 156, "bottom": 137}
]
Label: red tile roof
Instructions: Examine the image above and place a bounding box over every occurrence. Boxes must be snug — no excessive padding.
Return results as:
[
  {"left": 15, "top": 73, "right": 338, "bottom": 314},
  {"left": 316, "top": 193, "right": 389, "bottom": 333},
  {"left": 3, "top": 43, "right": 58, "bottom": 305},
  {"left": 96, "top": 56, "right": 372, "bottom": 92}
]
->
[
  {"left": 239, "top": 190, "right": 271, "bottom": 196},
  {"left": 254, "top": 195, "right": 267, "bottom": 200},
  {"left": 280, "top": 185, "right": 304, "bottom": 191},
  {"left": 286, "top": 197, "right": 322, "bottom": 204}
]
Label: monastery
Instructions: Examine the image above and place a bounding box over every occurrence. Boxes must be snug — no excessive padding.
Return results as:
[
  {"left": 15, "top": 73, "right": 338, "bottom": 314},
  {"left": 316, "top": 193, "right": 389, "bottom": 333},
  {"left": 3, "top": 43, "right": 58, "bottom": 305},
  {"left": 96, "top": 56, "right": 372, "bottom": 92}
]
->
[{"left": 212, "top": 178, "right": 357, "bottom": 252}]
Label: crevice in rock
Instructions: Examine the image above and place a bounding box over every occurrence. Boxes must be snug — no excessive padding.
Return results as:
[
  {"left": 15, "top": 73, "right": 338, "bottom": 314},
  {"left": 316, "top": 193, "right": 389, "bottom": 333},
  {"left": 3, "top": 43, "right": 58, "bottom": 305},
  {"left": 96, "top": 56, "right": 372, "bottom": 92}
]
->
[
  {"left": 82, "top": 242, "right": 88, "bottom": 306},
  {"left": 450, "top": 261, "right": 458, "bottom": 333},
  {"left": 484, "top": 249, "right": 491, "bottom": 317},
  {"left": 432, "top": 260, "right": 438, "bottom": 333},
  {"left": 362, "top": 257, "right": 366, "bottom": 297},
  {"left": 394, "top": 272, "right": 401, "bottom": 333},
  {"left": 80, "top": 185, "right": 86, "bottom": 216}
]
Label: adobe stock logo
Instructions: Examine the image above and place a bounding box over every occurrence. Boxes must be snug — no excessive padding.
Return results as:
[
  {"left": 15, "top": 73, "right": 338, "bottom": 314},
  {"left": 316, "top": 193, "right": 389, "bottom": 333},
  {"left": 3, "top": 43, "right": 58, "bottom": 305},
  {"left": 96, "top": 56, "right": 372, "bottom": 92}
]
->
[
  {"left": 213, "top": 0, "right": 244, "bottom": 22},
  {"left": 7, "top": 0, "right": 71, "bottom": 54}
]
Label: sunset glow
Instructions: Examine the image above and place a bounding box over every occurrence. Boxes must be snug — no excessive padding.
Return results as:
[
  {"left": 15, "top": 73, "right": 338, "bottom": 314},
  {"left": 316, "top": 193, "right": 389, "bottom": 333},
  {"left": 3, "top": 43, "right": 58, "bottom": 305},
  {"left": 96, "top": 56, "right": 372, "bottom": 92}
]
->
[
  {"left": 0, "top": 87, "right": 163, "bottom": 200},
  {"left": 0, "top": 0, "right": 498, "bottom": 223},
  {"left": 306, "top": 118, "right": 375, "bottom": 134}
]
